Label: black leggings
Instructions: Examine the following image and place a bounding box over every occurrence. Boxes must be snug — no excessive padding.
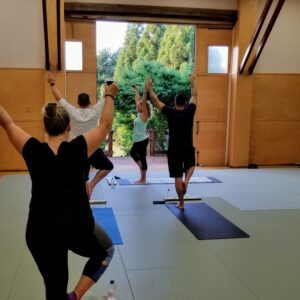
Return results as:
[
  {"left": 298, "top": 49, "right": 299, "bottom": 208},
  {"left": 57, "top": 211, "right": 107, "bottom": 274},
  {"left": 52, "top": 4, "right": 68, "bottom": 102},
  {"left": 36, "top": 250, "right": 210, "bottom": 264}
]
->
[
  {"left": 130, "top": 138, "right": 149, "bottom": 171},
  {"left": 26, "top": 222, "right": 114, "bottom": 300}
]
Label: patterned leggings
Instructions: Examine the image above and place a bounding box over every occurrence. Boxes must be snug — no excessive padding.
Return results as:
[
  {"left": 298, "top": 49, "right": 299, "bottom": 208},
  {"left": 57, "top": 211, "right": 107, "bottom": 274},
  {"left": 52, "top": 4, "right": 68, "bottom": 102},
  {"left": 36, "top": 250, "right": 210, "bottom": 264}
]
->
[{"left": 26, "top": 222, "right": 114, "bottom": 300}]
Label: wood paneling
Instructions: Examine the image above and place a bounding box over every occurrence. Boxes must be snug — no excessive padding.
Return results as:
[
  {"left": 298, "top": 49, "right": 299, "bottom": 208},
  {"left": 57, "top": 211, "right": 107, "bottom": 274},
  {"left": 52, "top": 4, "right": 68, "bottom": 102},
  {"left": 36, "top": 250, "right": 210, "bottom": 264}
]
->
[
  {"left": 66, "top": 73, "right": 97, "bottom": 105},
  {"left": 64, "top": 3, "right": 237, "bottom": 28},
  {"left": 252, "top": 74, "right": 300, "bottom": 120},
  {"left": 0, "top": 121, "right": 44, "bottom": 170},
  {"left": 194, "top": 28, "right": 232, "bottom": 166},
  {"left": 250, "top": 120, "right": 300, "bottom": 164},
  {"left": 195, "top": 121, "right": 227, "bottom": 166},
  {"left": 0, "top": 69, "right": 45, "bottom": 170},
  {"left": 65, "top": 21, "right": 97, "bottom": 105},
  {"left": 66, "top": 21, "right": 96, "bottom": 74},
  {"left": 227, "top": 0, "right": 256, "bottom": 167},
  {"left": 0, "top": 69, "right": 45, "bottom": 121},
  {"left": 196, "top": 76, "right": 229, "bottom": 122},
  {"left": 250, "top": 74, "right": 300, "bottom": 164}
]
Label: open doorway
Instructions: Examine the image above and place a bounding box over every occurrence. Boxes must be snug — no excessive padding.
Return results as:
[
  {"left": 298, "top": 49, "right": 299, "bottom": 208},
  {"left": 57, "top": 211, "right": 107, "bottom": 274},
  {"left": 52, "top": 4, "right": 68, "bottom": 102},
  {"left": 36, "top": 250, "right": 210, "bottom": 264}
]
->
[{"left": 96, "top": 21, "right": 195, "bottom": 157}]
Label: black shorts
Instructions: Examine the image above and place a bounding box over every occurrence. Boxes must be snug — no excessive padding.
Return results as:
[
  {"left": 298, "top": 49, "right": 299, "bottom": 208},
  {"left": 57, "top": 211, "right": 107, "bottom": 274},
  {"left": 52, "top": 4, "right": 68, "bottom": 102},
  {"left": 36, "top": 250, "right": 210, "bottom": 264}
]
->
[
  {"left": 167, "top": 146, "right": 195, "bottom": 178},
  {"left": 85, "top": 148, "right": 113, "bottom": 180}
]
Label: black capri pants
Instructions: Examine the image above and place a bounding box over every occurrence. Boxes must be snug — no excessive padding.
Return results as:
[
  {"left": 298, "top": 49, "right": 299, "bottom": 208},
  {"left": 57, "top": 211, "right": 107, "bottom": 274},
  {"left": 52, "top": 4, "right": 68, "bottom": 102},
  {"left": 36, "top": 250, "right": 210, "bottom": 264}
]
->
[
  {"left": 129, "top": 138, "right": 149, "bottom": 170},
  {"left": 26, "top": 222, "right": 114, "bottom": 300}
]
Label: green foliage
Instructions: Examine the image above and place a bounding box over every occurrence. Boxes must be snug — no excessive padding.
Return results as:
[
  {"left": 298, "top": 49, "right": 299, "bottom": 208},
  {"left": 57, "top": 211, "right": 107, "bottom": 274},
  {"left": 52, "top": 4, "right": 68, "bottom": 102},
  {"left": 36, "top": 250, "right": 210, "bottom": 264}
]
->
[
  {"left": 97, "top": 23, "right": 195, "bottom": 155},
  {"left": 96, "top": 48, "right": 119, "bottom": 99},
  {"left": 114, "top": 24, "right": 144, "bottom": 81},
  {"left": 113, "top": 60, "right": 192, "bottom": 154},
  {"left": 97, "top": 48, "right": 119, "bottom": 84},
  {"left": 113, "top": 112, "right": 134, "bottom": 155},
  {"left": 157, "top": 25, "right": 194, "bottom": 70},
  {"left": 134, "top": 24, "right": 166, "bottom": 65}
]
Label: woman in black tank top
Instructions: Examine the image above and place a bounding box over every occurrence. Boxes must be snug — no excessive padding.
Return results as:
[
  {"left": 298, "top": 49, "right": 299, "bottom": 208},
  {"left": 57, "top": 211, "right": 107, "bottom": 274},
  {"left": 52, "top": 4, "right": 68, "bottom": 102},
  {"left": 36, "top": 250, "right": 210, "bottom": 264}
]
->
[{"left": 0, "top": 81, "right": 118, "bottom": 300}]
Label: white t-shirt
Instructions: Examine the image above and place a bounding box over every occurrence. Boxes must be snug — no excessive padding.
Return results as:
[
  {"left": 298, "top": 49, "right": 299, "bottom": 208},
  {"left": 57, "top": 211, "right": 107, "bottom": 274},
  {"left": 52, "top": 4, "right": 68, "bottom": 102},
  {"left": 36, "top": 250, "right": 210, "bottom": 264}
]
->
[{"left": 58, "top": 98, "right": 104, "bottom": 139}]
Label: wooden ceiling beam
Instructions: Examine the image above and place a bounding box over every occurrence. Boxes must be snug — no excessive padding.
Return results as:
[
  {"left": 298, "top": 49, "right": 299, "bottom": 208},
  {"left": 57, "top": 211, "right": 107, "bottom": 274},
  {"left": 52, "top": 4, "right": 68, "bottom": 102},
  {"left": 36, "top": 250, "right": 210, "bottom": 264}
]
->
[{"left": 65, "top": 3, "right": 237, "bottom": 27}]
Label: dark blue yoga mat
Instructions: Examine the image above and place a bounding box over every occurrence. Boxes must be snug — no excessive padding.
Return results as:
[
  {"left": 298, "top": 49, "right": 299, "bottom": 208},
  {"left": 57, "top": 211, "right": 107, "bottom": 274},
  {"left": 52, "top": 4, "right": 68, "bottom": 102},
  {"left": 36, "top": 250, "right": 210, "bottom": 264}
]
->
[
  {"left": 92, "top": 208, "right": 123, "bottom": 245},
  {"left": 166, "top": 203, "right": 249, "bottom": 240}
]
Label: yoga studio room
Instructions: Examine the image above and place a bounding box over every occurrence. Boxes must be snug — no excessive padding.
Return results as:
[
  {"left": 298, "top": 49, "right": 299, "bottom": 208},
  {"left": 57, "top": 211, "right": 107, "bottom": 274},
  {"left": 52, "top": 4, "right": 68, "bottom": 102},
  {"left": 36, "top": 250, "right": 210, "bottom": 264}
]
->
[{"left": 1, "top": 0, "right": 300, "bottom": 299}]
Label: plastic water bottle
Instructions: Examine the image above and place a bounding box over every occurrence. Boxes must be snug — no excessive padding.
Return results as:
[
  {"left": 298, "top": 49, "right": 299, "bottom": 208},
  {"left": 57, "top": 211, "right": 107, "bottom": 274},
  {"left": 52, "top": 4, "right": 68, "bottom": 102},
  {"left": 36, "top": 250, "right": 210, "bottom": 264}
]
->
[
  {"left": 166, "top": 188, "right": 170, "bottom": 199},
  {"left": 107, "top": 280, "right": 117, "bottom": 300}
]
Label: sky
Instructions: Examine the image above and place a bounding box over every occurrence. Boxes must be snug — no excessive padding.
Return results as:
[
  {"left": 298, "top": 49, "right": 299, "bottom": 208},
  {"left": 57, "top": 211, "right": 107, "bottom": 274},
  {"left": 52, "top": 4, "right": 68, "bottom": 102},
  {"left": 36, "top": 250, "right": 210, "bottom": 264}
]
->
[{"left": 96, "top": 21, "right": 128, "bottom": 53}]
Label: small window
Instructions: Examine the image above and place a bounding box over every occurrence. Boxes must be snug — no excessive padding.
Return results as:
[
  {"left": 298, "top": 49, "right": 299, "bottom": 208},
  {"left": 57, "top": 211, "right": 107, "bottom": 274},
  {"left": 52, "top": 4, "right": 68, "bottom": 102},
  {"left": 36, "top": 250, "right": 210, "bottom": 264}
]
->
[
  {"left": 208, "top": 46, "right": 228, "bottom": 74},
  {"left": 65, "top": 41, "right": 83, "bottom": 71}
]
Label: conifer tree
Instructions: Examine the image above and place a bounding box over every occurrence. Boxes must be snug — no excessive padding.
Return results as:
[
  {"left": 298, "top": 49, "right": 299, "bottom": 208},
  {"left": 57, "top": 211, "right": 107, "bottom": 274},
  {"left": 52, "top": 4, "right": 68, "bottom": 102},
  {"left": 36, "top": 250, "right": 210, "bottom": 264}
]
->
[
  {"left": 96, "top": 48, "right": 118, "bottom": 85},
  {"left": 134, "top": 24, "right": 166, "bottom": 64},
  {"left": 114, "top": 24, "right": 143, "bottom": 80},
  {"left": 157, "top": 25, "right": 194, "bottom": 70}
]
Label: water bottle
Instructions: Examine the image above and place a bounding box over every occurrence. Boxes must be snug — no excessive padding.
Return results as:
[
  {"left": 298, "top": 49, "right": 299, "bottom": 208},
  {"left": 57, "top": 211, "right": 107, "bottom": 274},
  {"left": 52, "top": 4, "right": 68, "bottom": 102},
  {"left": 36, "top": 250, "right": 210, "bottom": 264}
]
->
[
  {"left": 166, "top": 188, "right": 170, "bottom": 199},
  {"left": 107, "top": 280, "right": 117, "bottom": 300}
]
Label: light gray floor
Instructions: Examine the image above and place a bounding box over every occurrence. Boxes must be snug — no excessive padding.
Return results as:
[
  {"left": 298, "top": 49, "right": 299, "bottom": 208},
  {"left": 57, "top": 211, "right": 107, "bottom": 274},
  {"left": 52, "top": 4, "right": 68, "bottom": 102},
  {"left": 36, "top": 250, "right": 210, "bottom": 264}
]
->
[{"left": 1, "top": 167, "right": 300, "bottom": 300}]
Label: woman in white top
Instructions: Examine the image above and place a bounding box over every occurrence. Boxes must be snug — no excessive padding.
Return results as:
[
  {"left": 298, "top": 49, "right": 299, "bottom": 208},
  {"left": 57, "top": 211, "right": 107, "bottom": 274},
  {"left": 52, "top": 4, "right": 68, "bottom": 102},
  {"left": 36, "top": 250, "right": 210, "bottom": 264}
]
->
[{"left": 129, "top": 84, "right": 152, "bottom": 184}]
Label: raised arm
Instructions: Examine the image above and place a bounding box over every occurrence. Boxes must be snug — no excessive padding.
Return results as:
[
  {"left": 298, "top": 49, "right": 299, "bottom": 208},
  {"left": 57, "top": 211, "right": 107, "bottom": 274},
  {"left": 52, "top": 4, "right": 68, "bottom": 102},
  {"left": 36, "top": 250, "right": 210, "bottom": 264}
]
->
[
  {"left": 189, "top": 73, "right": 197, "bottom": 106},
  {"left": 46, "top": 71, "right": 63, "bottom": 102},
  {"left": 139, "top": 83, "right": 149, "bottom": 121},
  {"left": 132, "top": 84, "right": 141, "bottom": 111},
  {"left": 146, "top": 78, "right": 165, "bottom": 111},
  {"left": 0, "top": 106, "right": 31, "bottom": 154},
  {"left": 83, "top": 82, "right": 118, "bottom": 157}
]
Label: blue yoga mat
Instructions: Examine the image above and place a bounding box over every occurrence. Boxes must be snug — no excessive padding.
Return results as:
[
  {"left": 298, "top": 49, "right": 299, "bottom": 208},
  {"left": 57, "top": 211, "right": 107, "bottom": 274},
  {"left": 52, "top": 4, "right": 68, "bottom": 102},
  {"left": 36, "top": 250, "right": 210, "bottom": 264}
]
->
[
  {"left": 166, "top": 203, "right": 250, "bottom": 240},
  {"left": 92, "top": 208, "right": 123, "bottom": 245}
]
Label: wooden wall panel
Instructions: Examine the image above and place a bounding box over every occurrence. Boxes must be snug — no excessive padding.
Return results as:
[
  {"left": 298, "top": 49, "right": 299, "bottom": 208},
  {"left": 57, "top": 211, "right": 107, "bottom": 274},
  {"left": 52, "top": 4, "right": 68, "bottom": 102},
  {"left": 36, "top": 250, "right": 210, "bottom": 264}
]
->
[
  {"left": 0, "top": 69, "right": 45, "bottom": 121},
  {"left": 0, "top": 69, "right": 45, "bottom": 170},
  {"left": 196, "top": 76, "right": 229, "bottom": 122},
  {"left": 65, "top": 73, "right": 97, "bottom": 106},
  {"left": 194, "top": 28, "right": 232, "bottom": 166},
  {"left": 195, "top": 121, "right": 227, "bottom": 166},
  {"left": 250, "top": 74, "right": 300, "bottom": 164},
  {"left": 66, "top": 21, "right": 96, "bottom": 73},
  {"left": 250, "top": 121, "right": 300, "bottom": 164},
  {"left": 0, "top": 122, "right": 44, "bottom": 170},
  {"left": 65, "top": 21, "right": 97, "bottom": 106},
  {"left": 252, "top": 74, "right": 300, "bottom": 120},
  {"left": 226, "top": 0, "right": 256, "bottom": 167}
]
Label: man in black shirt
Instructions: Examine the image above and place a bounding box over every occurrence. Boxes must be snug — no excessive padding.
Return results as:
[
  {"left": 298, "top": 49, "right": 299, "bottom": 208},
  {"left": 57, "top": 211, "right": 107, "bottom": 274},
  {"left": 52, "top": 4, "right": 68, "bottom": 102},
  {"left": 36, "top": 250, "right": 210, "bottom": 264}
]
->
[{"left": 147, "top": 74, "right": 197, "bottom": 210}]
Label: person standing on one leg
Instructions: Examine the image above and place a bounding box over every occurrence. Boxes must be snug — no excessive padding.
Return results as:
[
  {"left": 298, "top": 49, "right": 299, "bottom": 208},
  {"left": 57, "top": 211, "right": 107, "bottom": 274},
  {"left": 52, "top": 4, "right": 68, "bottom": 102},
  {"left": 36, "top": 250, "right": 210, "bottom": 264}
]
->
[
  {"left": 46, "top": 72, "right": 113, "bottom": 198},
  {"left": 0, "top": 81, "right": 118, "bottom": 300},
  {"left": 147, "top": 74, "right": 197, "bottom": 209},
  {"left": 130, "top": 83, "right": 152, "bottom": 183}
]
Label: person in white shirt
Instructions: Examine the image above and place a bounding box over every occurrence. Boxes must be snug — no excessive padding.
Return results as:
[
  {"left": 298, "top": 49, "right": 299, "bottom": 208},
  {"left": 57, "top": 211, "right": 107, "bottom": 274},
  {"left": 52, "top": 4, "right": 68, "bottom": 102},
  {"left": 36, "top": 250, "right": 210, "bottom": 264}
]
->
[{"left": 46, "top": 72, "right": 114, "bottom": 198}]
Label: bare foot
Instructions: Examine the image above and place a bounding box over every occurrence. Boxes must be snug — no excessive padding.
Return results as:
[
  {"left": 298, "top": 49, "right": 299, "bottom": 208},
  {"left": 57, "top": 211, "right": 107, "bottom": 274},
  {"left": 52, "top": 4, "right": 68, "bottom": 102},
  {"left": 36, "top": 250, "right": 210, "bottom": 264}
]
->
[
  {"left": 134, "top": 179, "right": 147, "bottom": 184},
  {"left": 176, "top": 203, "right": 185, "bottom": 210}
]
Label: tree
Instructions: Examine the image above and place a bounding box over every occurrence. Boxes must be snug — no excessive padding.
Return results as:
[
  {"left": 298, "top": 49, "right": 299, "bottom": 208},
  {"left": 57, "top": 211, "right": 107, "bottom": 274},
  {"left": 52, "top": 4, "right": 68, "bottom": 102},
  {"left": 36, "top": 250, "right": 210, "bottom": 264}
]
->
[
  {"left": 134, "top": 24, "right": 166, "bottom": 65},
  {"left": 96, "top": 48, "right": 119, "bottom": 85},
  {"left": 157, "top": 25, "right": 194, "bottom": 70},
  {"left": 114, "top": 24, "right": 143, "bottom": 80},
  {"left": 96, "top": 48, "right": 119, "bottom": 99}
]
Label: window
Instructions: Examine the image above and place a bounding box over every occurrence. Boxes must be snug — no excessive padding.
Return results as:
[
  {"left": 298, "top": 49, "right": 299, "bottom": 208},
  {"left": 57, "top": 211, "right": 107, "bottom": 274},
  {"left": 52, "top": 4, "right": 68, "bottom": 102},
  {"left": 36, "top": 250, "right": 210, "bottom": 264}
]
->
[
  {"left": 207, "top": 46, "right": 228, "bottom": 74},
  {"left": 65, "top": 41, "right": 83, "bottom": 71}
]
